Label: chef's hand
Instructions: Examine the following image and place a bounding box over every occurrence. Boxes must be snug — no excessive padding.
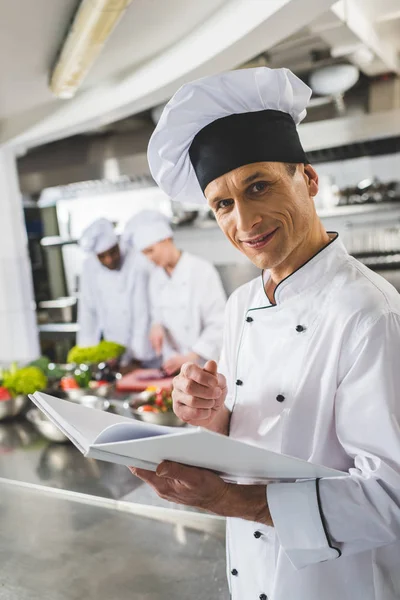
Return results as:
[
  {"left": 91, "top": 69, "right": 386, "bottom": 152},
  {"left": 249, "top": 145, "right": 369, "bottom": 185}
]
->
[
  {"left": 149, "top": 324, "right": 164, "bottom": 355},
  {"left": 172, "top": 360, "right": 228, "bottom": 430},
  {"left": 130, "top": 462, "right": 272, "bottom": 525},
  {"left": 162, "top": 352, "right": 200, "bottom": 376}
]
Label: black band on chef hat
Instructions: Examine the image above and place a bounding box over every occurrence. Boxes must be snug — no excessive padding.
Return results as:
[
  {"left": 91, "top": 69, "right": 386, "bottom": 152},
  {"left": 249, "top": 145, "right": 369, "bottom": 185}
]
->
[{"left": 189, "top": 109, "right": 308, "bottom": 193}]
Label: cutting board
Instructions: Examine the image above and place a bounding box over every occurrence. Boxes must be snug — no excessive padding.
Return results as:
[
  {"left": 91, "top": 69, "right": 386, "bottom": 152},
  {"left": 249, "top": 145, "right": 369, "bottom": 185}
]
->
[{"left": 116, "top": 369, "right": 174, "bottom": 392}]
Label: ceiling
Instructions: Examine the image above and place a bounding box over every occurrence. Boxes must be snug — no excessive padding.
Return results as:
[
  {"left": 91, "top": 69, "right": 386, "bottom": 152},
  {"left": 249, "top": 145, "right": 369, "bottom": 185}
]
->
[
  {"left": 0, "top": 0, "right": 225, "bottom": 121},
  {"left": 252, "top": 0, "right": 400, "bottom": 76},
  {"left": 0, "top": 0, "right": 79, "bottom": 120},
  {"left": 1, "top": 0, "right": 400, "bottom": 151}
]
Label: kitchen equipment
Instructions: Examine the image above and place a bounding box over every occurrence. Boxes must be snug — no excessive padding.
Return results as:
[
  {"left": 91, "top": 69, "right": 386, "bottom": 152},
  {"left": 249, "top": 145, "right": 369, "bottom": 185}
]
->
[
  {"left": 128, "top": 396, "right": 184, "bottom": 427},
  {"left": 0, "top": 395, "right": 29, "bottom": 421},
  {"left": 116, "top": 369, "right": 174, "bottom": 393},
  {"left": 26, "top": 408, "right": 69, "bottom": 442},
  {"left": 72, "top": 395, "right": 110, "bottom": 411},
  {"left": 63, "top": 387, "right": 89, "bottom": 401},
  {"left": 39, "top": 297, "right": 77, "bottom": 323}
]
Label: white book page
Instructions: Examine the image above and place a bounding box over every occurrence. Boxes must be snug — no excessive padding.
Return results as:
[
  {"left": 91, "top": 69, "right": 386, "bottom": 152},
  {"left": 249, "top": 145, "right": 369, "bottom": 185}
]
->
[
  {"left": 93, "top": 421, "right": 178, "bottom": 444},
  {"left": 30, "top": 392, "right": 142, "bottom": 451},
  {"left": 93, "top": 428, "right": 346, "bottom": 480},
  {"left": 30, "top": 392, "right": 182, "bottom": 451}
]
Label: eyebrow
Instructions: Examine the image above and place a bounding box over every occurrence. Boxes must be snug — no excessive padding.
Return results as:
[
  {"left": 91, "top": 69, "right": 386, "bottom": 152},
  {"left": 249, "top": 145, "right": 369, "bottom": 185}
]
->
[
  {"left": 243, "top": 171, "right": 265, "bottom": 185},
  {"left": 209, "top": 171, "right": 267, "bottom": 206}
]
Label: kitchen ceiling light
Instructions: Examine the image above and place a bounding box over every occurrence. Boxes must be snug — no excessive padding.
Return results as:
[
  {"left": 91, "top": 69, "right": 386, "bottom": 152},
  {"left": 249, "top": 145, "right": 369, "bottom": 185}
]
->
[
  {"left": 50, "top": 0, "right": 133, "bottom": 99},
  {"left": 309, "top": 64, "right": 360, "bottom": 97}
]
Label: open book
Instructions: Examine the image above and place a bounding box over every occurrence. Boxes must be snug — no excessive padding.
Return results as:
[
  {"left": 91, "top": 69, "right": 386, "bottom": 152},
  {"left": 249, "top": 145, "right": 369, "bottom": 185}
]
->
[{"left": 30, "top": 392, "right": 346, "bottom": 482}]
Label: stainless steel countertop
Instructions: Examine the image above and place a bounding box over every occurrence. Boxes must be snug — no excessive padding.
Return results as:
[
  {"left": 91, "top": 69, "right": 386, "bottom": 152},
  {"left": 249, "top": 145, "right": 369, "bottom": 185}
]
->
[
  {"left": 0, "top": 482, "right": 229, "bottom": 599},
  {"left": 0, "top": 417, "right": 207, "bottom": 513}
]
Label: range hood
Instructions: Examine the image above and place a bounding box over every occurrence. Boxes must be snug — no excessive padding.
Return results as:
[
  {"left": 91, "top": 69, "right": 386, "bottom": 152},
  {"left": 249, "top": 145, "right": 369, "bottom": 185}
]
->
[{"left": 299, "top": 108, "right": 400, "bottom": 154}]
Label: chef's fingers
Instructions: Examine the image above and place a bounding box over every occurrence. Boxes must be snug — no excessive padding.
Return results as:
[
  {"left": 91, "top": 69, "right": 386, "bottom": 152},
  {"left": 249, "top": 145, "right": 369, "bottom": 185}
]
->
[
  {"left": 217, "top": 372, "right": 227, "bottom": 389},
  {"left": 175, "top": 377, "right": 222, "bottom": 400},
  {"left": 203, "top": 360, "right": 217, "bottom": 375},
  {"left": 178, "top": 394, "right": 219, "bottom": 409},
  {"left": 179, "top": 362, "right": 219, "bottom": 389},
  {"left": 175, "top": 403, "right": 212, "bottom": 423},
  {"left": 156, "top": 461, "right": 204, "bottom": 484}
]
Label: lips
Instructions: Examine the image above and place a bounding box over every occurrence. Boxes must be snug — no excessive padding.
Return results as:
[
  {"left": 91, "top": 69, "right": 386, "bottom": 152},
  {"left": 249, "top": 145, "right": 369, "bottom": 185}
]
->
[{"left": 241, "top": 228, "right": 278, "bottom": 249}]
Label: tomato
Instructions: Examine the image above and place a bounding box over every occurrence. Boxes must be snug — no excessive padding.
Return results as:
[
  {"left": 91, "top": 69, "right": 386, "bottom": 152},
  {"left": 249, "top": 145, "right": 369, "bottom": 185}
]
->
[
  {"left": 0, "top": 387, "right": 11, "bottom": 401},
  {"left": 155, "top": 391, "right": 164, "bottom": 407},
  {"left": 60, "top": 376, "right": 80, "bottom": 390},
  {"left": 138, "top": 404, "right": 156, "bottom": 412}
]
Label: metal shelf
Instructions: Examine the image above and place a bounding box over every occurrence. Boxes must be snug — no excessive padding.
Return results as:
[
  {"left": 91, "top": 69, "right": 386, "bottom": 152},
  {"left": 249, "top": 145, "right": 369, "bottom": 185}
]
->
[{"left": 40, "top": 236, "right": 78, "bottom": 248}]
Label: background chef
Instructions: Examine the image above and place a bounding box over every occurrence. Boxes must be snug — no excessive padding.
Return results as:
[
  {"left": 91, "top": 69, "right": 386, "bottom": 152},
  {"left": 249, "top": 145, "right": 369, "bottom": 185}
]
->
[
  {"left": 130, "top": 67, "right": 400, "bottom": 600},
  {"left": 78, "top": 217, "right": 154, "bottom": 367},
  {"left": 125, "top": 210, "right": 226, "bottom": 375}
]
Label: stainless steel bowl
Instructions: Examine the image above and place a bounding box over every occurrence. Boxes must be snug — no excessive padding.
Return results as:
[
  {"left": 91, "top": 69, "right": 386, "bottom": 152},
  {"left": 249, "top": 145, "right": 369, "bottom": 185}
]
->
[
  {"left": 132, "top": 410, "right": 185, "bottom": 427},
  {"left": 26, "top": 408, "right": 69, "bottom": 443},
  {"left": 0, "top": 395, "right": 29, "bottom": 421},
  {"left": 91, "top": 383, "right": 113, "bottom": 398},
  {"left": 63, "top": 388, "right": 88, "bottom": 401},
  {"left": 74, "top": 395, "right": 110, "bottom": 411},
  {"left": 128, "top": 397, "right": 184, "bottom": 427}
]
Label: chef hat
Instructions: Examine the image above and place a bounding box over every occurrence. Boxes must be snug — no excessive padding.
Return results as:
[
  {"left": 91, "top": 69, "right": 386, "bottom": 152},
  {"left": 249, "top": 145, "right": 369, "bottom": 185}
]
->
[
  {"left": 148, "top": 67, "right": 311, "bottom": 205},
  {"left": 79, "top": 218, "right": 118, "bottom": 254},
  {"left": 125, "top": 210, "right": 173, "bottom": 252}
]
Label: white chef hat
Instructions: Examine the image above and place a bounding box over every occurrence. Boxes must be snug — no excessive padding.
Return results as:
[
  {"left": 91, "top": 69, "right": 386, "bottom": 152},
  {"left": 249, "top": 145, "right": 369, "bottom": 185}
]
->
[
  {"left": 148, "top": 67, "right": 311, "bottom": 205},
  {"left": 125, "top": 210, "right": 173, "bottom": 252},
  {"left": 79, "top": 218, "right": 118, "bottom": 254}
]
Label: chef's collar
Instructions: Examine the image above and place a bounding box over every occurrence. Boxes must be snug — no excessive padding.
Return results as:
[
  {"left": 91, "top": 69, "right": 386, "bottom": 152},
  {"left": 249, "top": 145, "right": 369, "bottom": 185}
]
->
[{"left": 262, "top": 233, "right": 347, "bottom": 305}]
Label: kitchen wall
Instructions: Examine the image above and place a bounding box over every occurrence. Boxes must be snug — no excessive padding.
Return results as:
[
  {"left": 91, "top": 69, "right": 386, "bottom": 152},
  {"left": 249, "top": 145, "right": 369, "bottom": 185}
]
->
[{"left": 315, "top": 151, "right": 400, "bottom": 191}]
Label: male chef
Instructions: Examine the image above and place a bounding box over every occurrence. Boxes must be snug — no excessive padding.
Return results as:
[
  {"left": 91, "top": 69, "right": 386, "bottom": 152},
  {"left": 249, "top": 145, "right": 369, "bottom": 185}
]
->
[
  {"left": 130, "top": 67, "right": 400, "bottom": 600},
  {"left": 125, "top": 210, "right": 226, "bottom": 375},
  {"left": 78, "top": 218, "right": 154, "bottom": 366}
]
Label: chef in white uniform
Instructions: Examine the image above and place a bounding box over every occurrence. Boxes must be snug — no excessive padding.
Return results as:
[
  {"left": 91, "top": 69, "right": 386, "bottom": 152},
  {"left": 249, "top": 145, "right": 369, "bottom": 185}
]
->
[
  {"left": 78, "top": 218, "right": 154, "bottom": 365},
  {"left": 125, "top": 210, "right": 226, "bottom": 375},
  {"left": 130, "top": 67, "right": 400, "bottom": 600}
]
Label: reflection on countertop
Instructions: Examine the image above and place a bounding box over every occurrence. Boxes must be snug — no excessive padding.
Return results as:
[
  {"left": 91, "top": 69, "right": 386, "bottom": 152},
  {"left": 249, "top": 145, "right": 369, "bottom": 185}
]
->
[
  {"left": 0, "top": 417, "right": 199, "bottom": 512},
  {"left": 0, "top": 482, "right": 229, "bottom": 600}
]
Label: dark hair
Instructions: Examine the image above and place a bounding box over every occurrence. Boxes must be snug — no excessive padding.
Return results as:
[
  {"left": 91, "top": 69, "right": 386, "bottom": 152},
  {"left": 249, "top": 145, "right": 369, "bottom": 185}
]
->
[{"left": 285, "top": 163, "right": 297, "bottom": 177}]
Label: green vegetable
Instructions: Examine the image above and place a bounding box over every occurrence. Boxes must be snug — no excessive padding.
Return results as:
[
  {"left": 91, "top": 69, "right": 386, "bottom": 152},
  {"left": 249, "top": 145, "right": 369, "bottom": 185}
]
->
[
  {"left": 67, "top": 340, "right": 125, "bottom": 365},
  {"left": 73, "top": 367, "right": 91, "bottom": 388},
  {"left": 3, "top": 367, "right": 47, "bottom": 397},
  {"left": 28, "top": 356, "right": 65, "bottom": 379},
  {"left": 46, "top": 364, "right": 66, "bottom": 379},
  {"left": 29, "top": 356, "right": 50, "bottom": 372}
]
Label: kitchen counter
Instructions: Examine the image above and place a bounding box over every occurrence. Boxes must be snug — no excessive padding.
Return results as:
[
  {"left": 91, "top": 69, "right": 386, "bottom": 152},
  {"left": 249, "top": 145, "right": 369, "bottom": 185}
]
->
[
  {"left": 0, "top": 416, "right": 202, "bottom": 512},
  {"left": 0, "top": 482, "right": 228, "bottom": 599}
]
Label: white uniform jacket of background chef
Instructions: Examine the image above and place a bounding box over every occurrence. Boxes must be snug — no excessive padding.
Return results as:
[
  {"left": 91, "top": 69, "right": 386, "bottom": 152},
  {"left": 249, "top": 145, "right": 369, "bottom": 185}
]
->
[
  {"left": 77, "top": 250, "right": 154, "bottom": 362},
  {"left": 149, "top": 252, "right": 226, "bottom": 362},
  {"left": 219, "top": 234, "right": 400, "bottom": 600}
]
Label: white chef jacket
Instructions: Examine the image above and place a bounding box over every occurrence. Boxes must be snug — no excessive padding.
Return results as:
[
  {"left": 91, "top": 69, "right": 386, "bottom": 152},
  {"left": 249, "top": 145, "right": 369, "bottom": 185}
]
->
[
  {"left": 77, "top": 250, "right": 154, "bottom": 362},
  {"left": 149, "top": 252, "right": 226, "bottom": 362},
  {"left": 219, "top": 234, "right": 400, "bottom": 600}
]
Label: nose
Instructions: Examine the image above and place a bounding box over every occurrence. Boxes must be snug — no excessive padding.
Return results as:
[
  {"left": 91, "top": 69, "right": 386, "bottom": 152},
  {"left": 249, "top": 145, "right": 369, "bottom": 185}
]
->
[{"left": 235, "top": 200, "right": 262, "bottom": 235}]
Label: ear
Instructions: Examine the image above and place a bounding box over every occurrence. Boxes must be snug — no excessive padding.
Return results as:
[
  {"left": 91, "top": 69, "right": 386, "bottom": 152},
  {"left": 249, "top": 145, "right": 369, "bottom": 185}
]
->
[{"left": 303, "top": 164, "right": 319, "bottom": 198}]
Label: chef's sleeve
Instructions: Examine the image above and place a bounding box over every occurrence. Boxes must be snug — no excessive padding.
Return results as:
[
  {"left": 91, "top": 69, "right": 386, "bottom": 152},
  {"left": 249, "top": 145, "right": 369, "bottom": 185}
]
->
[
  {"left": 77, "top": 260, "right": 101, "bottom": 346},
  {"left": 267, "top": 311, "right": 400, "bottom": 569},
  {"left": 148, "top": 269, "right": 163, "bottom": 328},
  {"left": 130, "top": 262, "right": 156, "bottom": 362},
  {"left": 191, "top": 264, "right": 226, "bottom": 362}
]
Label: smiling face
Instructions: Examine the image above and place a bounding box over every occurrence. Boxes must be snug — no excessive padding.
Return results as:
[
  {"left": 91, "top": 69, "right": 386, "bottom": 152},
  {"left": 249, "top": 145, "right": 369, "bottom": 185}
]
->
[{"left": 204, "top": 162, "right": 320, "bottom": 273}]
